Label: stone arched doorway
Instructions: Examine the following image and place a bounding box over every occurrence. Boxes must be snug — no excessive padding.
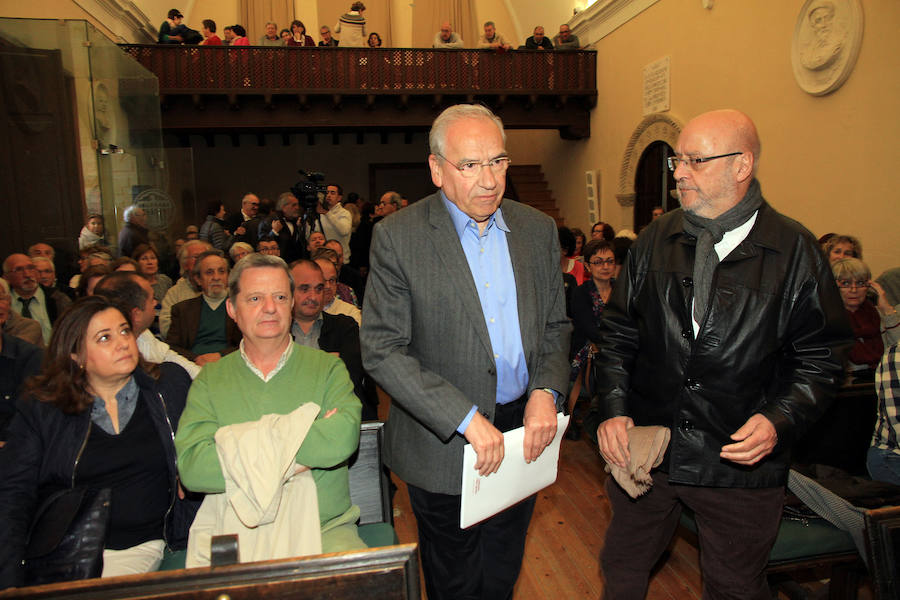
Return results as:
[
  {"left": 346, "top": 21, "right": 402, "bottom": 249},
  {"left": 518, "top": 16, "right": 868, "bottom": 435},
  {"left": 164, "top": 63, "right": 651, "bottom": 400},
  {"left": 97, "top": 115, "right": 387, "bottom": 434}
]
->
[{"left": 616, "top": 114, "right": 682, "bottom": 231}]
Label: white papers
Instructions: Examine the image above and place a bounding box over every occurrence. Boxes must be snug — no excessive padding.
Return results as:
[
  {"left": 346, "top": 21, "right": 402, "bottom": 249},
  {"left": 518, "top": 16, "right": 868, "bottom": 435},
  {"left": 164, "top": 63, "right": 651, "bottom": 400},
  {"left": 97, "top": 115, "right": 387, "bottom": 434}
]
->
[{"left": 459, "top": 412, "right": 570, "bottom": 529}]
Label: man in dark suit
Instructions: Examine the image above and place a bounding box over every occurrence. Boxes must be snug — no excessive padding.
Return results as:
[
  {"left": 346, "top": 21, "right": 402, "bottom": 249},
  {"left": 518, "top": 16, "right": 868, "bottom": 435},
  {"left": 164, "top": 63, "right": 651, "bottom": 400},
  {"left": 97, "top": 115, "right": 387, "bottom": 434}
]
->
[
  {"left": 361, "top": 104, "right": 571, "bottom": 600},
  {"left": 290, "top": 259, "right": 376, "bottom": 421},
  {"left": 167, "top": 250, "right": 241, "bottom": 366},
  {"left": 2, "top": 253, "right": 70, "bottom": 345},
  {"left": 258, "top": 192, "right": 306, "bottom": 263}
]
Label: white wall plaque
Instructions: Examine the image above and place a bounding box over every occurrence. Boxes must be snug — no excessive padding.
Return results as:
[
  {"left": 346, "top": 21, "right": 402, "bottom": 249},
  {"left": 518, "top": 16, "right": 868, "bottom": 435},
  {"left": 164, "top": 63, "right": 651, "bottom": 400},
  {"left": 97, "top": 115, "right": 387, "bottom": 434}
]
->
[
  {"left": 791, "top": 0, "right": 864, "bottom": 96},
  {"left": 642, "top": 56, "right": 670, "bottom": 116}
]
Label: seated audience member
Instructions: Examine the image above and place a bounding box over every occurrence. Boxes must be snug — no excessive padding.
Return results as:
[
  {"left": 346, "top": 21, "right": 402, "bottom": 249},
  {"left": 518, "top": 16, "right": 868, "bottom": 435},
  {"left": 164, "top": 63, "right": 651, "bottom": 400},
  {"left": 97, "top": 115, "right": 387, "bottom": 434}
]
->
[
  {"left": 877, "top": 267, "right": 900, "bottom": 306},
  {"left": 335, "top": 2, "right": 367, "bottom": 48},
  {"left": 112, "top": 257, "right": 139, "bottom": 271},
  {"left": 1, "top": 278, "right": 43, "bottom": 347},
  {"left": 0, "top": 280, "right": 42, "bottom": 438},
  {"left": 314, "top": 256, "right": 361, "bottom": 325},
  {"left": 313, "top": 248, "right": 358, "bottom": 308},
  {"left": 524, "top": 26, "right": 553, "bottom": 50},
  {"left": 306, "top": 231, "right": 326, "bottom": 255},
  {"left": 652, "top": 205, "right": 665, "bottom": 220},
  {"left": 326, "top": 239, "right": 365, "bottom": 305},
  {"left": 199, "top": 200, "right": 233, "bottom": 251},
  {"left": 375, "top": 190, "right": 402, "bottom": 222},
  {"left": 3, "top": 253, "right": 71, "bottom": 345},
  {"left": 75, "top": 264, "right": 111, "bottom": 298},
  {"left": 185, "top": 225, "right": 200, "bottom": 240},
  {"left": 159, "top": 240, "right": 212, "bottom": 338},
  {"left": 433, "top": 21, "right": 464, "bottom": 48},
  {"left": 559, "top": 226, "right": 587, "bottom": 285},
  {"left": 478, "top": 20, "right": 511, "bottom": 50},
  {"left": 553, "top": 23, "right": 580, "bottom": 50},
  {"left": 133, "top": 243, "right": 173, "bottom": 307},
  {"left": 79, "top": 213, "right": 107, "bottom": 250},
  {"left": 319, "top": 25, "right": 339, "bottom": 47},
  {"left": 279, "top": 28, "right": 291, "bottom": 43},
  {"left": 27, "top": 243, "right": 54, "bottom": 261},
  {"left": 258, "top": 239, "right": 281, "bottom": 256},
  {"left": 167, "top": 250, "right": 240, "bottom": 366},
  {"left": 200, "top": 19, "right": 222, "bottom": 45},
  {"left": 291, "top": 260, "right": 376, "bottom": 420},
  {"left": 571, "top": 227, "right": 586, "bottom": 260},
  {"left": 833, "top": 257, "right": 884, "bottom": 376},
  {"left": 175, "top": 253, "right": 365, "bottom": 562},
  {"left": 32, "top": 256, "right": 58, "bottom": 288},
  {"left": 258, "top": 21, "right": 282, "bottom": 46},
  {"left": 367, "top": 32, "right": 382, "bottom": 47},
  {"left": 95, "top": 272, "right": 200, "bottom": 379},
  {"left": 118, "top": 205, "right": 150, "bottom": 259},
  {"left": 229, "top": 242, "right": 253, "bottom": 264},
  {"left": 222, "top": 26, "right": 234, "bottom": 45},
  {"left": 287, "top": 20, "right": 315, "bottom": 46},
  {"left": 868, "top": 341, "right": 900, "bottom": 485},
  {"left": 0, "top": 296, "right": 193, "bottom": 587},
  {"left": 230, "top": 24, "right": 250, "bottom": 46},
  {"left": 590, "top": 220, "right": 615, "bottom": 241},
  {"left": 259, "top": 193, "right": 305, "bottom": 263},
  {"left": 824, "top": 233, "right": 862, "bottom": 264}
]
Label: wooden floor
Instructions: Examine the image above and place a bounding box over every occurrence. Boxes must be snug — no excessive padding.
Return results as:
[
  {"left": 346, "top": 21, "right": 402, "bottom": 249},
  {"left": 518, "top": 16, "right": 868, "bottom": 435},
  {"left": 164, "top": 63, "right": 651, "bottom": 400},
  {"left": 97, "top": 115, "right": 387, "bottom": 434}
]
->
[
  {"left": 381, "top": 391, "right": 704, "bottom": 599},
  {"left": 379, "top": 394, "right": 875, "bottom": 599}
]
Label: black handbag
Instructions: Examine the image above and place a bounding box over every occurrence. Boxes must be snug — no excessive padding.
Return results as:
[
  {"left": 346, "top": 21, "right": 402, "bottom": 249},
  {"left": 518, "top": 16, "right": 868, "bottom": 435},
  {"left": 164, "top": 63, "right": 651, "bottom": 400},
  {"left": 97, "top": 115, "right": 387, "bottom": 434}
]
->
[{"left": 22, "top": 487, "right": 111, "bottom": 586}]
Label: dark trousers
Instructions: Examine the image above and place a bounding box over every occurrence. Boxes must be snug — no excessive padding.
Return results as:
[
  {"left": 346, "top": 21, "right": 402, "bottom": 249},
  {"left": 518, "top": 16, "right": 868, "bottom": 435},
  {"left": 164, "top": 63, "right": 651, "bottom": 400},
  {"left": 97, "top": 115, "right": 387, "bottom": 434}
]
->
[
  {"left": 601, "top": 471, "right": 784, "bottom": 600},
  {"left": 407, "top": 398, "right": 535, "bottom": 600}
]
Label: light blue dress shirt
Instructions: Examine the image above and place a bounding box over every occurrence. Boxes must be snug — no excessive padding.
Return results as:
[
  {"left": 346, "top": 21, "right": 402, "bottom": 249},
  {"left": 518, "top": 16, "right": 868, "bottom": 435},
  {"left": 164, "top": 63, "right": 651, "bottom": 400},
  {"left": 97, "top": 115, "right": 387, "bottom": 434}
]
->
[{"left": 441, "top": 194, "right": 529, "bottom": 434}]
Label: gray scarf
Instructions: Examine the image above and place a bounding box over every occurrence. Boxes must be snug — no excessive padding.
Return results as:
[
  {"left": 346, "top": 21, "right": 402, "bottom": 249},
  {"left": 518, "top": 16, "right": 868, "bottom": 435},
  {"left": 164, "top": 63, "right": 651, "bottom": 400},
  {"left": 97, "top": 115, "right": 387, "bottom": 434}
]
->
[{"left": 682, "top": 178, "right": 764, "bottom": 328}]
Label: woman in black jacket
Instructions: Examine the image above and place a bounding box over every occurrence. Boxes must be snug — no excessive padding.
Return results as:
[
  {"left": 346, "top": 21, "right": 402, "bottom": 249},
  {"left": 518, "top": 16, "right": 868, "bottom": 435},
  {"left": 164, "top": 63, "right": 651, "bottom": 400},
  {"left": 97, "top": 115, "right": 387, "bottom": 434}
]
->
[{"left": 0, "top": 296, "right": 192, "bottom": 589}]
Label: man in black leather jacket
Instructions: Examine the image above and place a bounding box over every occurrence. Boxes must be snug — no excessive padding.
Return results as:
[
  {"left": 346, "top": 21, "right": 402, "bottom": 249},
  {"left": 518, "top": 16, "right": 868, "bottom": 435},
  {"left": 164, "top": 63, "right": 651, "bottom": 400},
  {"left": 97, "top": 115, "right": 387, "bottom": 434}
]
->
[{"left": 595, "top": 109, "right": 852, "bottom": 599}]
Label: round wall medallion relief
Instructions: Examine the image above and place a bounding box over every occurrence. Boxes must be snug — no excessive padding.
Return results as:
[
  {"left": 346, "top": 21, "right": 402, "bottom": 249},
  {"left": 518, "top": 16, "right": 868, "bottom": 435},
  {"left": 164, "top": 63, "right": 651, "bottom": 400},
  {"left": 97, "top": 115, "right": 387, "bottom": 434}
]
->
[{"left": 791, "top": 0, "right": 864, "bottom": 96}]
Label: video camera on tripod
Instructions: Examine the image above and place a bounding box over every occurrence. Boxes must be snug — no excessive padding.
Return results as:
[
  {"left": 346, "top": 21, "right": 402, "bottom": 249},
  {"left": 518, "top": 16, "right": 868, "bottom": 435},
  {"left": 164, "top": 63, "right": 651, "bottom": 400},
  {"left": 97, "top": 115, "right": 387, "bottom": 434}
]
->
[{"left": 291, "top": 170, "right": 329, "bottom": 228}]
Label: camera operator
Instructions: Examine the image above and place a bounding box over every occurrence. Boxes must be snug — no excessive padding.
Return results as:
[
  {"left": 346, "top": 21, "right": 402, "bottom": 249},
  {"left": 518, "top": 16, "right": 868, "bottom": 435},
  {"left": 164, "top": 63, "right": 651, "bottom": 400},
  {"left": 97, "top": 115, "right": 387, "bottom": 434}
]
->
[
  {"left": 311, "top": 184, "right": 353, "bottom": 263},
  {"left": 258, "top": 192, "right": 306, "bottom": 263}
]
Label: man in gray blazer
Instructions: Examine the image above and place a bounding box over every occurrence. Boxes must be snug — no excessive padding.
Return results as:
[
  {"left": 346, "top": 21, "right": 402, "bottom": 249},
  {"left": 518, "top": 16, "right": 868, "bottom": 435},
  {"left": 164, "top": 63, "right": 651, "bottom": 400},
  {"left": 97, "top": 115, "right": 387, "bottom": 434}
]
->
[{"left": 361, "top": 104, "right": 571, "bottom": 600}]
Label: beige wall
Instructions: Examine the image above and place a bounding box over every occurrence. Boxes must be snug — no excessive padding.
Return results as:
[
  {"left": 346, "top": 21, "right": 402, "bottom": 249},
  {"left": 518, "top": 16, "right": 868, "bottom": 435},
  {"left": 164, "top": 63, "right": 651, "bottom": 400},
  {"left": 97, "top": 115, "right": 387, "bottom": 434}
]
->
[{"left": 506, "top": 0, "right": 900, "bottom": 277}]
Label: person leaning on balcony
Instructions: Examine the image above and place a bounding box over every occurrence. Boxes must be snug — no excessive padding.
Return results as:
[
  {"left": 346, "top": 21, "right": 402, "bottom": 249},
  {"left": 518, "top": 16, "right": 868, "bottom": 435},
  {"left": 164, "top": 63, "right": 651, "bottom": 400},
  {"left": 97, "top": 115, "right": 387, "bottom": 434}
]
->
[
  {"left": 553, "top": 24, "right": 581, "bottom": 50},
  {"left": 335, "top": 2, "right": 367, "bottom": 47},
  {"left": 287, "top": 20, "right": 316, "bottom": 47},
  {"left": 478, "top": 21, "right": 511, "bottom": 50},
  {"left": 258, "top": 22, "right": 282, "bottom": 46},
  {"left": 319, "top": 25, "right": 339, "bottom": 47},
  {"left": 200, "top": 19, "right": 222, "bottom": 46},
  {"left": 230, "top": 24, "right": 250, "bottom": 46},
  {"left": 433, "top": 21, "right": 464, "bottom": 48},
  {"left": 524, "top": 26, "right": 554, "bottom": 50}
]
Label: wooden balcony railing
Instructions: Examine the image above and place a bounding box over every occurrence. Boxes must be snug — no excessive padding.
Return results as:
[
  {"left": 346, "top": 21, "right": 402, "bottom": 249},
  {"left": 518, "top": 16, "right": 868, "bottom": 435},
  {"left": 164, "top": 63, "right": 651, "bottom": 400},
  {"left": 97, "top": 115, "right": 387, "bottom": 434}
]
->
[{"left": 120, "top": 45, "right": 597, "bottom": 97}]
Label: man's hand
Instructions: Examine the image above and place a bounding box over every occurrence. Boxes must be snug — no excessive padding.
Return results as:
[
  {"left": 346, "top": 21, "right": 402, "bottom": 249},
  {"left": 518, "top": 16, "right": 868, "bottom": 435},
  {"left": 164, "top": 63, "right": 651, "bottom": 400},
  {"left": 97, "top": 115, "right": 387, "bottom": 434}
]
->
[
  {"left": 463, "top": 412, "right": 504, "bottom": 476},
  {"left": 597, "top": 416, "right": 634, "bottom": 469},
  {"left": 523, "top": 389, "right": 557, "bottom": 463},
  {"left": 720, "top": 414, "right": 777, "bottom": 465},
  {"left": 235, "top": 225, "right": 246, "bottom": 236},
  {"left": 195, "top": 352, "right": 222, "bottom": 366},
  {"left": 271, "top": 220, "right": 283, "bottom": 234}
]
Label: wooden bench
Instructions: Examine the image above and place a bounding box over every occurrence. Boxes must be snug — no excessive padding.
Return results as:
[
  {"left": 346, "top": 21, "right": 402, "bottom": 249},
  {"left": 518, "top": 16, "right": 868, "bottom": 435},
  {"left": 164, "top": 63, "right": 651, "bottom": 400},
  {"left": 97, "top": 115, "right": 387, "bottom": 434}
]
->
[
  {"left": 0, "top": 544, "right": 420, "bottom": 599},
  {"left": 863, "top": 504, "right": 900, "bottom": 600}
]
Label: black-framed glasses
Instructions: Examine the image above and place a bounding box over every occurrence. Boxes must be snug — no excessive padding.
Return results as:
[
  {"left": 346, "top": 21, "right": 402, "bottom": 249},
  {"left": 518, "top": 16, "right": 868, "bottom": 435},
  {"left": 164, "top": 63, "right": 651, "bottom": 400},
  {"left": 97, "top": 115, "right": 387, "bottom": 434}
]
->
[
  {"left": 836, "top": 279, "right": 869, "bottom": 290},
  {"left": 667, "top": 152, "right": 742, "bottom": 172},
  {"left": 434, "top": 152, "right": 511, "bottom": 178},
  {"left": 589, "top": 258, "right": 616, "bottom": 267}
]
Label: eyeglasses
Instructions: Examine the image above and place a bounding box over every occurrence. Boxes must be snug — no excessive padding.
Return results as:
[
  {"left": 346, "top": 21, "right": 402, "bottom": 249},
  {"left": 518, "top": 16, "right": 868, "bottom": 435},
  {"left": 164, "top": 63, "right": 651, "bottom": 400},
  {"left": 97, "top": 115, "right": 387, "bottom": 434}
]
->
[
  {"left": 589, "top": 258, "right": 616, "bottom": 267},
  {"left": 434, "top": 153, "right": 511, "bottom": 178},
  {"left": 667, "top": 152, "right": 742, "bottom": 172},
  {"left": 836, "top": 279, "right": 869, "bottom": 290}
]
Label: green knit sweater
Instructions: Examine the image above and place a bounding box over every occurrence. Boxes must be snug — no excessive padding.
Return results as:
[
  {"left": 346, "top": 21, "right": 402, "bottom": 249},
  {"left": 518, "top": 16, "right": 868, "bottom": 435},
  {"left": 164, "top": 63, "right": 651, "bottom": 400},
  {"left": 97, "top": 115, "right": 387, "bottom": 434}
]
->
[{"left": 175, "top": 344, "right": 362, "bottom": 527}]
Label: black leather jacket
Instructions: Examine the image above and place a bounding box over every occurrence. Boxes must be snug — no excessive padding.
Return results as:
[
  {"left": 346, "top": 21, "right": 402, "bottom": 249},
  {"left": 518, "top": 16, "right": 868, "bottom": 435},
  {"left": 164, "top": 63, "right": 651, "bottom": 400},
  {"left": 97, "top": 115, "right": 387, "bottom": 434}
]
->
[
  {"left": 595, "top": 199, "right": 852, "bottom": 488},
  {"left": 0, "top": 364, "right": 194, "bottom": 588}
]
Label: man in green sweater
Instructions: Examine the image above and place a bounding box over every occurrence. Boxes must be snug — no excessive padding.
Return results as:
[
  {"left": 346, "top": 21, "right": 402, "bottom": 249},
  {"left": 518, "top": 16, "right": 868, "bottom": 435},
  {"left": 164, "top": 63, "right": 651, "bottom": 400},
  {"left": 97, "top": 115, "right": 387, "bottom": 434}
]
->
[{"left": 175, "top": 253, "right": 365, "bottom": 553}]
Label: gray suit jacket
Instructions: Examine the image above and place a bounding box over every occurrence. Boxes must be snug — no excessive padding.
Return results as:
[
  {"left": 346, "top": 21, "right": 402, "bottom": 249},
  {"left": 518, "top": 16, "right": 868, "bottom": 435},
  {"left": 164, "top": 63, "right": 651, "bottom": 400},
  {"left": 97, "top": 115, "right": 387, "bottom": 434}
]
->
[{"left": 361, "top": 193, "right": 571, "bottom": 494}]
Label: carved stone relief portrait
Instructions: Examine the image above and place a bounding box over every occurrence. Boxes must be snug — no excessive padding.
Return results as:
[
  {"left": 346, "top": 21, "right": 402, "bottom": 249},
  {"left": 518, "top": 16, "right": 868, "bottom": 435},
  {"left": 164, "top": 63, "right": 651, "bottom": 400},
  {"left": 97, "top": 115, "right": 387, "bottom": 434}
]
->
[{"left": 791, "top": 0, "right": 863, "bottom": 96}]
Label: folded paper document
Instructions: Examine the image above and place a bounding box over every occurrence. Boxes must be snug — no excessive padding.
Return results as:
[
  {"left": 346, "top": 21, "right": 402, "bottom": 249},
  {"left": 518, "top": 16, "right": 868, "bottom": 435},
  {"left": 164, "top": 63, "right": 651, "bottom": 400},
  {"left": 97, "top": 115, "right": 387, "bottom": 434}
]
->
[{"left": 460, "top": 412, "right": 570, "bottom": 528}]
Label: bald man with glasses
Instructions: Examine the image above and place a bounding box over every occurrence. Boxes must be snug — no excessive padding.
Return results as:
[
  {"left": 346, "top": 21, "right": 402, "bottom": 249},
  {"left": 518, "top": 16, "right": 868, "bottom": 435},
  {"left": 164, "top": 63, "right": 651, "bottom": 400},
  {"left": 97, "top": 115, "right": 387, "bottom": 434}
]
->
[{"left": 594, "top": 109, "right": 852, "bottom": 599}]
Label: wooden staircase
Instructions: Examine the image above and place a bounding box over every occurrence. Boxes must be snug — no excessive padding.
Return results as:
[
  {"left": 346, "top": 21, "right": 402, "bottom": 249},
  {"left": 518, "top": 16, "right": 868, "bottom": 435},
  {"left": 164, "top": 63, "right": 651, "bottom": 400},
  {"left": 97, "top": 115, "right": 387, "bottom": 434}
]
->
[{"left": 506, "top": 165, "right": 564, "bottom": 226}]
